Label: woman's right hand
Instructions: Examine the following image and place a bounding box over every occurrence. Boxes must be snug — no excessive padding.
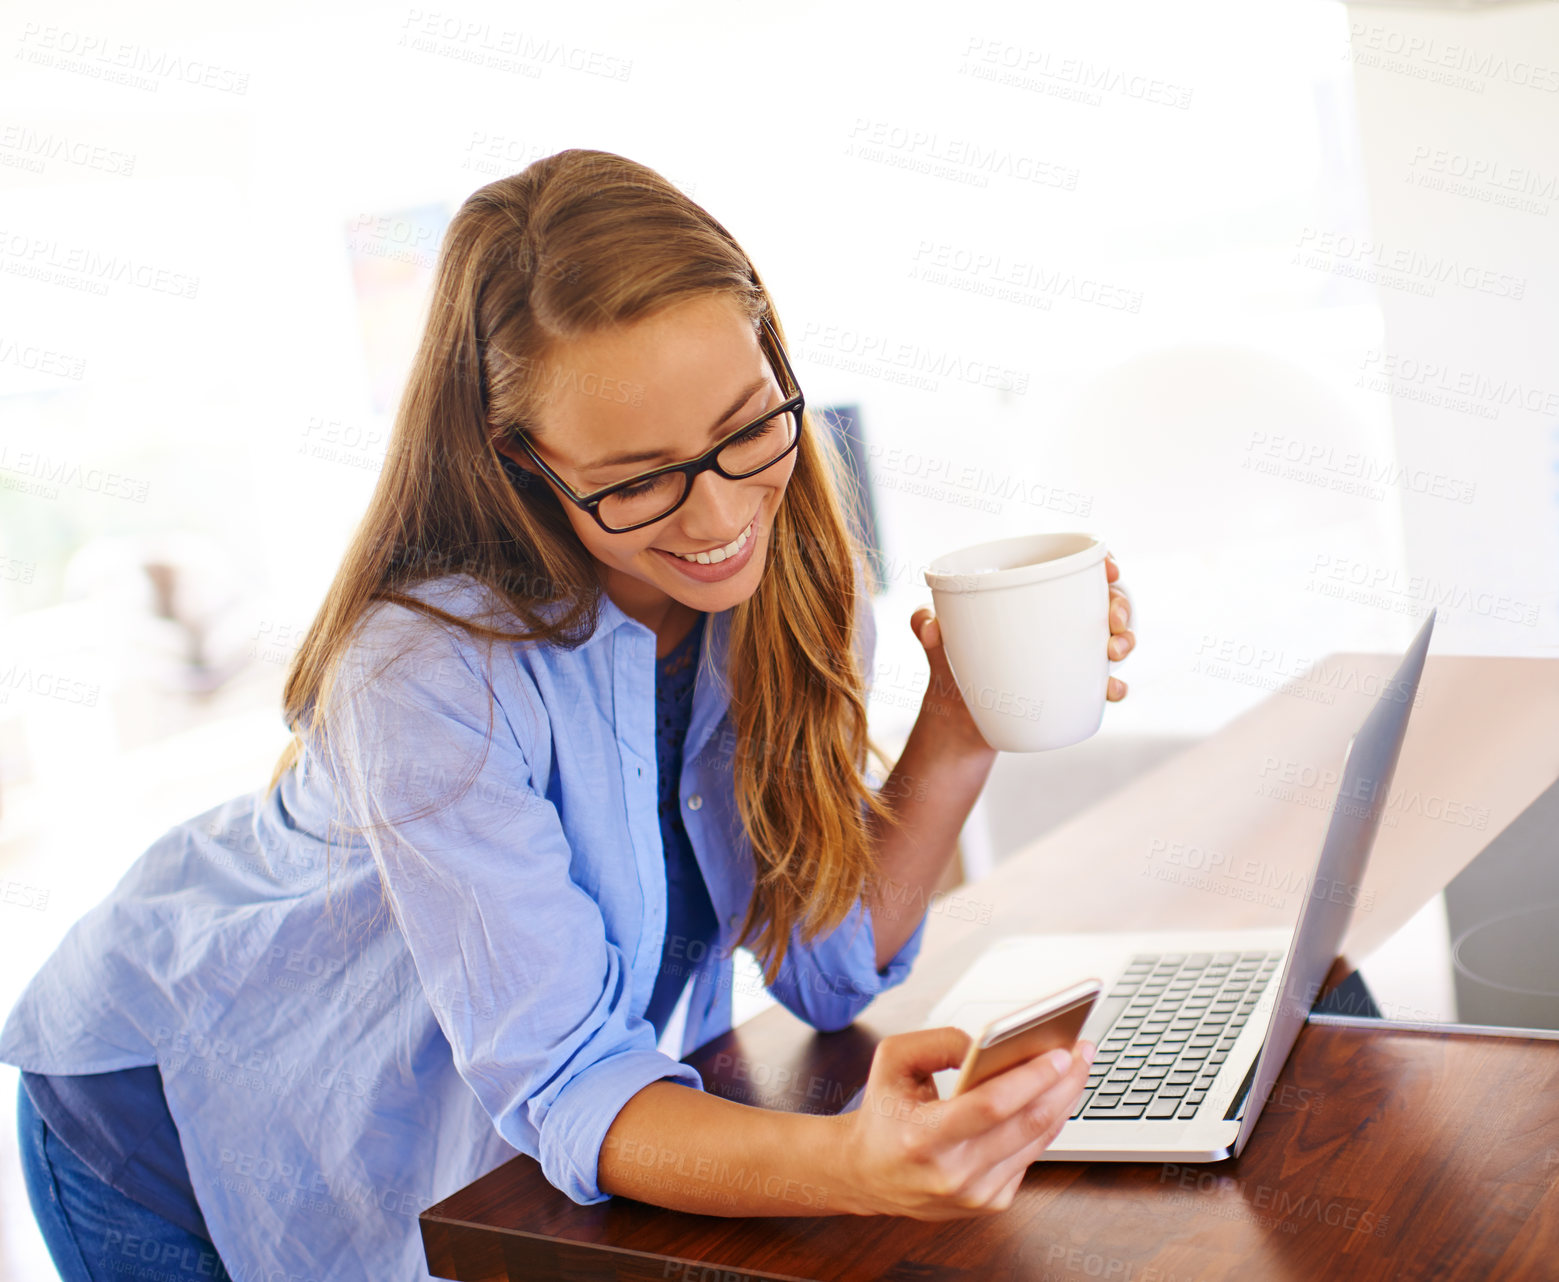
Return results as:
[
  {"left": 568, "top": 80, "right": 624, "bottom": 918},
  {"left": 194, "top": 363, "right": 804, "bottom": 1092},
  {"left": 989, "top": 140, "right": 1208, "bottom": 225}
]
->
[{"left": 836, "top": 1026, "right": 1095, "bottom": 1219}]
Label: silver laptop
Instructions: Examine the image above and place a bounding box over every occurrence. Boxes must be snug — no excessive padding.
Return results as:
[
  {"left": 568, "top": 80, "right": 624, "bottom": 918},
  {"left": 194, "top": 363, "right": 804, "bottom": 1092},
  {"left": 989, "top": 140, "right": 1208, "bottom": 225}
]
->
[{"left": 915, "top": 610, "right": 1436, "bottom": 1162}]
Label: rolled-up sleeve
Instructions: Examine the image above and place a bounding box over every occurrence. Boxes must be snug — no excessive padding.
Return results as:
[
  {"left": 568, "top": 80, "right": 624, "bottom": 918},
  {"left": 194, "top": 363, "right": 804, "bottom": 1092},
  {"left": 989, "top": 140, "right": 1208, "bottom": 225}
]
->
[
  {"left": 766, "top": 898, "right": 929, "bottom": 1032},
  {"left": 317, "top": 600, "right": 698, "bottom": 1205}
]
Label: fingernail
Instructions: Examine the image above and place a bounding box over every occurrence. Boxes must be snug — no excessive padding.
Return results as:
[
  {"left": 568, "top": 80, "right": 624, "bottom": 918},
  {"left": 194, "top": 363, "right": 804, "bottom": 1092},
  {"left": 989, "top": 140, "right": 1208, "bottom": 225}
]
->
[
  {"left": 1047, "top": 1048, "right": 1072, "bottom": 1074},
  {"left": 1080, "top": 1041, "right": 1096, "bottom": 1066}
]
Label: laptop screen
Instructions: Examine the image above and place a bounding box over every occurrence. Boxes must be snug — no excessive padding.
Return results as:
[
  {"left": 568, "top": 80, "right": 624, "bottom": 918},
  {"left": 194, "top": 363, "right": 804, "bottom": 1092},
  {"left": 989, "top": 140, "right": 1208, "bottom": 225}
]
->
[{"left": 1229, "top": 609, "right": 1436, "bottom": 1150}]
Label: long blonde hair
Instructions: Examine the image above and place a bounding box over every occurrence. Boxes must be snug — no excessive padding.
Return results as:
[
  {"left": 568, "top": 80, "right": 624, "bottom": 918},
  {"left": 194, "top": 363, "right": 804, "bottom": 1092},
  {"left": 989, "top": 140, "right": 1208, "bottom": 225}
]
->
[{"left": 269, "top": 149, "right": 900, "bottom": 984}]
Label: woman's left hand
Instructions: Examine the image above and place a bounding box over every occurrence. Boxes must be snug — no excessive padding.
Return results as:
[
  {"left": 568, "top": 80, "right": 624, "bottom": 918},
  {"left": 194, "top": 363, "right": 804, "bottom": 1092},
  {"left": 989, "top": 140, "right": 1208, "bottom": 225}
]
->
[
  {"left": 909, "top": 607, "right": 993, "bottom": 754},
  {"left": 1105, "top": 551, "right": 1134, "bottom": 702}
]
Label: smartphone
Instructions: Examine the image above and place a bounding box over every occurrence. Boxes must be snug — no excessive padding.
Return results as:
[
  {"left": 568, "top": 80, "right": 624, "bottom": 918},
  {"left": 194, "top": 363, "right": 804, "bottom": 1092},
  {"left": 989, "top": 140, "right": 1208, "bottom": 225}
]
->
[{"left": 950, "top": 978, "right": 1103, "bottom": 1096}]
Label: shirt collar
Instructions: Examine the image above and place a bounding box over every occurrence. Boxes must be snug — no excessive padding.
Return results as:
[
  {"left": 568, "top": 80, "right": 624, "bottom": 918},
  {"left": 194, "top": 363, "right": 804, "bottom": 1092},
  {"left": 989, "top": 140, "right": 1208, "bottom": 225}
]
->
[{"left": 591, "top": 590, "right": 734, "bottom": 761}]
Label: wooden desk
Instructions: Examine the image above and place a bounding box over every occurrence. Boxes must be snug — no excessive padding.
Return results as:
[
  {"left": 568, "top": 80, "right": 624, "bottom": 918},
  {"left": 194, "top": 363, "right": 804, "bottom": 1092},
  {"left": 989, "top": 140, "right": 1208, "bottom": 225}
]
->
[{"left": 422, "top": 653, "right": 1559, "bottom": 1281}]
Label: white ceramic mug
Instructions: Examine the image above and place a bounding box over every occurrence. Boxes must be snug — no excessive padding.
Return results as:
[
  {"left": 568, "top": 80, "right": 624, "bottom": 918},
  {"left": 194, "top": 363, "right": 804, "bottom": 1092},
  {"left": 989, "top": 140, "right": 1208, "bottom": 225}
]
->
[{"left": 923, "top": 532, "right": 1110, "bottom": 752}]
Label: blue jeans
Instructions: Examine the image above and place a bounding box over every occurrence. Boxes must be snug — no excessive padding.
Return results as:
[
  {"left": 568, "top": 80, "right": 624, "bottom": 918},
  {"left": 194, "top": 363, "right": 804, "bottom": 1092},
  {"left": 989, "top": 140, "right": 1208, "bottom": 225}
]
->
[{"left": 16, "top": 1079, "right": 230, "bottom": 1282}]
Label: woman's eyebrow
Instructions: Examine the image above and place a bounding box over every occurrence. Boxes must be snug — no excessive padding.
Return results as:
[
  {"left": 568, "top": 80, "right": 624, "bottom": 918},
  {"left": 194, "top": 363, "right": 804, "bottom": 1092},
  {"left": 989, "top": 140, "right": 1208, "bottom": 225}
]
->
[{"left": 585, "top": 376, "right": 770, "bottom": 471}]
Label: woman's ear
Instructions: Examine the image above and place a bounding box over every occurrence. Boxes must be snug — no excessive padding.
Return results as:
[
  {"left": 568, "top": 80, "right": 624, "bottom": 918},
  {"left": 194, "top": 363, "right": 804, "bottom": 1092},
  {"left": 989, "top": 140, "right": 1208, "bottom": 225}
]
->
[
  {"left": 489, "top": 435, "right": 545, "bottom": 492},
  {"left": 492, "top": 434, "right": 539, "bottom": 474}
]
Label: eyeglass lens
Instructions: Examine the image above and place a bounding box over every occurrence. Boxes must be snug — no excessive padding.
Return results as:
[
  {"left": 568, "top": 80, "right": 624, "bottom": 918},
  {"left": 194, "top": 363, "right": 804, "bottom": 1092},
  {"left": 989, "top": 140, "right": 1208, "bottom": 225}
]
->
[{"left": 598, "top": 405, "right": 798, "bottom": 530}]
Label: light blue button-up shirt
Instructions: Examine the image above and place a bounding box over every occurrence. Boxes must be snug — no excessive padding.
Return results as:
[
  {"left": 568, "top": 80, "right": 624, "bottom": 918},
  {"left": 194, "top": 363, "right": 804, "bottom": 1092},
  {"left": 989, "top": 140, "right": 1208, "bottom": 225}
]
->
[{"left": 0, "top": 572, "right": 927, "bottom": 1280}]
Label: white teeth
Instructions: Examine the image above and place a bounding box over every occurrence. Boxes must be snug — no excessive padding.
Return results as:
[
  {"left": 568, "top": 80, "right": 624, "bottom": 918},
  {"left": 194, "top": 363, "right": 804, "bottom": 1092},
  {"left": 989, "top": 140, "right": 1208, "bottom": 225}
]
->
[{"left": 672, "top": 519, "right": 752, "bottom": 565}]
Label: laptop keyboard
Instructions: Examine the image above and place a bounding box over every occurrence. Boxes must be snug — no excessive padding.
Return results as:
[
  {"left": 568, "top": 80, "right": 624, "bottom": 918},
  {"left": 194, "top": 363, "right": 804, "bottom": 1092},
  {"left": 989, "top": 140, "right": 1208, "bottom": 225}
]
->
[{"left": 1070, "top": 950, "right": 1282, "bottom": 1123}]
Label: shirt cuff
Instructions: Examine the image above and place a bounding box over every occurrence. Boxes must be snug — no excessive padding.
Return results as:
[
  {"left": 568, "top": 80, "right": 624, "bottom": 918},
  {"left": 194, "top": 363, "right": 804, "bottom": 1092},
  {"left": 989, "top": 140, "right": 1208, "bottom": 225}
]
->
[
  {"left": 863, "top": 895, "right": 930, "bottom": 990},
  {"left": 534, "top": 1047, "right": 704, "bottom": 1204}
]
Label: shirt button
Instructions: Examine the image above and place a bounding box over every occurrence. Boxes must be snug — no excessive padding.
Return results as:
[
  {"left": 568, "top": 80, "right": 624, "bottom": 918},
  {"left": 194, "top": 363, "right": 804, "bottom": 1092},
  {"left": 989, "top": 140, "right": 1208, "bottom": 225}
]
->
[{"left": 686, "top": 794, "right": 703, "bottom": 811}]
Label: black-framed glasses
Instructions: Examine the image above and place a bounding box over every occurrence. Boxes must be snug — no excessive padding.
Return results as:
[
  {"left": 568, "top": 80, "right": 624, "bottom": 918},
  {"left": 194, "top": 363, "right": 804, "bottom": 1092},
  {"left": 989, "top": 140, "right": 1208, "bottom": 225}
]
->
[{"left": 505, "top": 316, "right": 805, "bottom": 534}]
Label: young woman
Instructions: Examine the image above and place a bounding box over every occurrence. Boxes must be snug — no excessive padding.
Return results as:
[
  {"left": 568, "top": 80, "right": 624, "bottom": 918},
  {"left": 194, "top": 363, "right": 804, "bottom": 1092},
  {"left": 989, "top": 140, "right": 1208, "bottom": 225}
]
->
[{"left": 4, "top": 149, "right": 1135, "bottom": 1280}]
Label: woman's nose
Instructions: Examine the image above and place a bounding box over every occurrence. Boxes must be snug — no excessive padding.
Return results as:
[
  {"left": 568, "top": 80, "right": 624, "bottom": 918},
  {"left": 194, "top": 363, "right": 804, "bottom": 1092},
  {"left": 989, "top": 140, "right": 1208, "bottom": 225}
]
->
[{"left": 677, "top": 469, "right": 752, "bottom": 541}]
